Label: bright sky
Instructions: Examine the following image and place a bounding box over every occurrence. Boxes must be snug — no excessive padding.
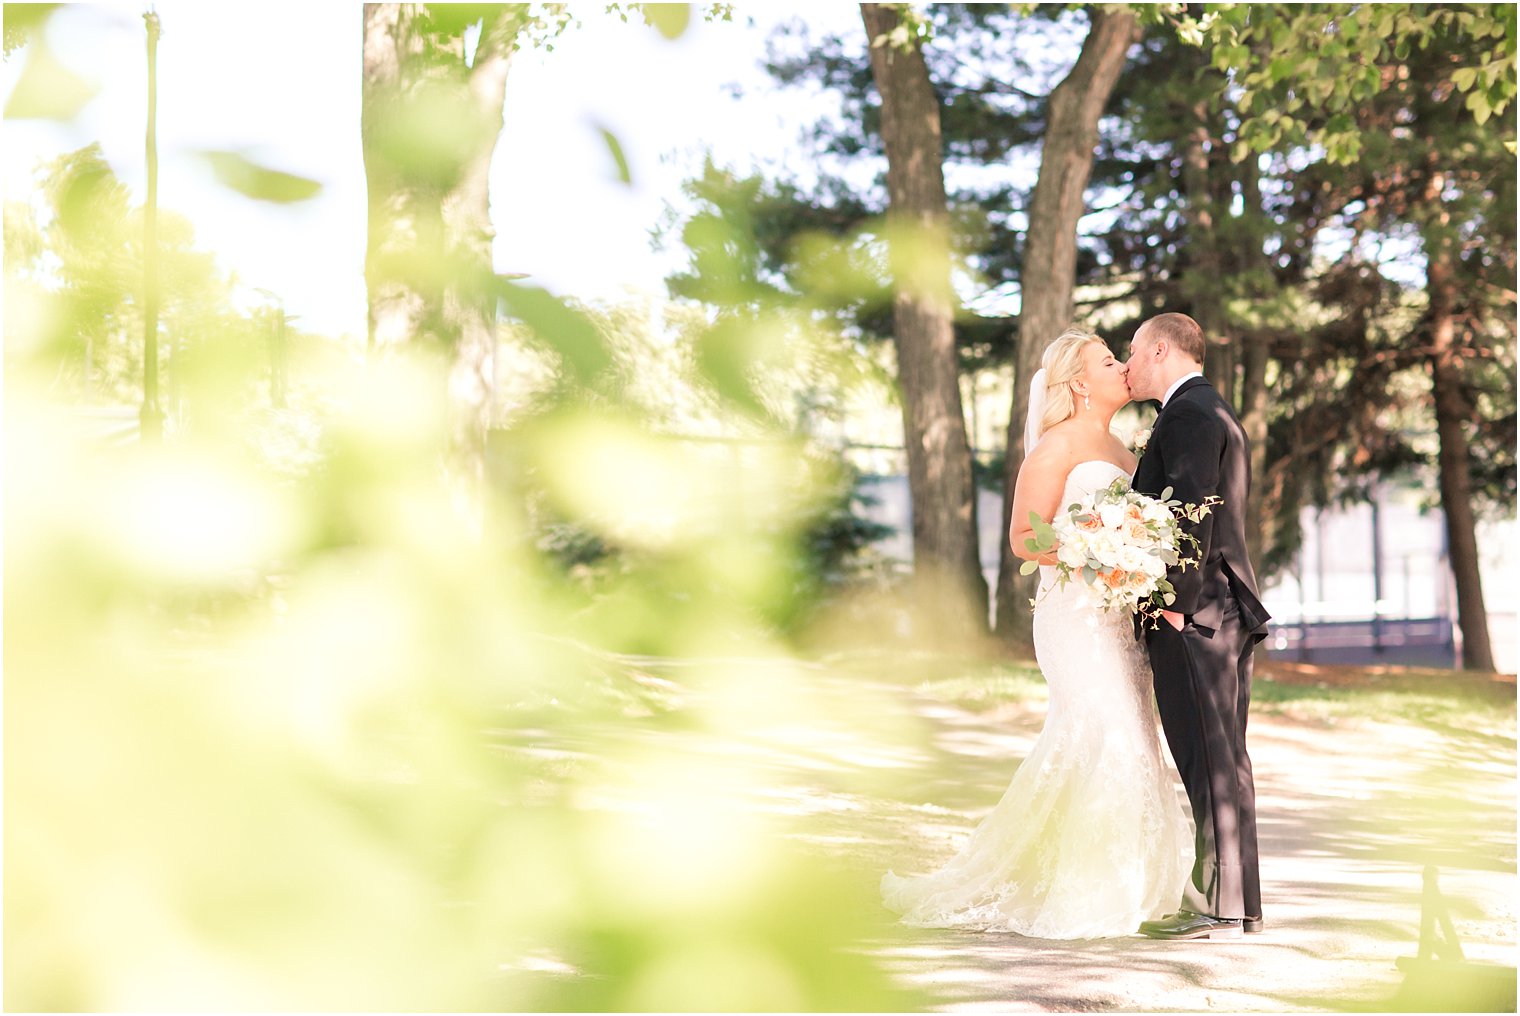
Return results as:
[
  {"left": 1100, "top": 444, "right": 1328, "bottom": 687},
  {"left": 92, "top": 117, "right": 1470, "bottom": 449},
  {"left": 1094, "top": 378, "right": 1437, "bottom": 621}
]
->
[{"left": 2, "top": 3, "right": 865, "bottom": 338}]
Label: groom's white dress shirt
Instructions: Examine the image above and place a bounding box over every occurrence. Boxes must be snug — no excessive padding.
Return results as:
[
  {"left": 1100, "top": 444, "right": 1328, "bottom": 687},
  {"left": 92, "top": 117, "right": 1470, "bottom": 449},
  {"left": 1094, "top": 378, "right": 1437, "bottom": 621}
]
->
[{"left": 1161, "top": 371, "right": 1203, "bottom": 408}]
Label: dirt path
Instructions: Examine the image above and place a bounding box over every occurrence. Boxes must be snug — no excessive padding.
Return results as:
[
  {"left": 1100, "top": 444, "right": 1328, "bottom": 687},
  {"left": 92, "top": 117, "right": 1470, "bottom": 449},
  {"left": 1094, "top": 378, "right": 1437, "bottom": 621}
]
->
[
  {"left": 519, "top": 655, "right": 1514, "bottom": 1011},
  {"left": 807, "top": 671, "right": 1518, "bottom": 1012}
]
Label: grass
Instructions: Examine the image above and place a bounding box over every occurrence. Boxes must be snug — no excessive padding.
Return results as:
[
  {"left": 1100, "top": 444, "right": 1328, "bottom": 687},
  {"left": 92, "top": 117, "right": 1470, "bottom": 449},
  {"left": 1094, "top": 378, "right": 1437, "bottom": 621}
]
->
[
  {"left": 1249, "top": 679, "right": 1515, "bottom": 733},
  {"left": 911, "top": 661, "right": 1048, "bottom": 710},
  {"left": 900, "top": 655, "right": 1516, "bottom": 737}
]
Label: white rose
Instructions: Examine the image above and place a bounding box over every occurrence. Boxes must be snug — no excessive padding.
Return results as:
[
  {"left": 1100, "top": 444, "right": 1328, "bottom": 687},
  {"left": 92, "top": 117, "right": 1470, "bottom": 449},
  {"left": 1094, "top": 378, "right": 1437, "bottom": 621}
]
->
[
  {"left": 1057, "top": 541, "right": 1087, "bottom": 569},
  {"left": 1117, "top": 543, "right": 1149, "bottom": 572},
  {"left": 1142, "top": 554, "right": 1168, "bottom": 578},
  {"left": 1098, "top": 503, "right": 1125, "bottom": 530},
  {"left": 1090, "top": 531, "right": 1123, "bottom": 568},
  {"left": 1142, "top": 501, "right": 1170, "bottom": 523}
]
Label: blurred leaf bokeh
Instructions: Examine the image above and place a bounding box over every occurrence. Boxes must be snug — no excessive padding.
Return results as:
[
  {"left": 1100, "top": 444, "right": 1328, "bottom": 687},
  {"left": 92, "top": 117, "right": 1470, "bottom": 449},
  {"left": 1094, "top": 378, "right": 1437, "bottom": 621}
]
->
[
  {"left": 6, "top": 200, "right": 919, "bottom": 1011},
  {"left": 4, "top": 4, "right": 928, "bottom": 1011}
]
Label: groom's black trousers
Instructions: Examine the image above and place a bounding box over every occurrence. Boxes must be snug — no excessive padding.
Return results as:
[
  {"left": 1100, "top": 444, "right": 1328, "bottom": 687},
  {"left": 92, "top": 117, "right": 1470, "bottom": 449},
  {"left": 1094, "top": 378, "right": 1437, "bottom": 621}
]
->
[{"left": 1145, "top": 600, "right": 1261, "bottom": 921}]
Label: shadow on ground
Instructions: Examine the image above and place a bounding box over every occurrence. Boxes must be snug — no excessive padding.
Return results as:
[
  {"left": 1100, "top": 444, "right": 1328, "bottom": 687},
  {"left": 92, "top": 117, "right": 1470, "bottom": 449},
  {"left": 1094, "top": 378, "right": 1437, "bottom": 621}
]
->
[
  {"left": 744, "top": 658, "right": 1517, "bottom": 1012},
  {"left": 500, "top": 654, "right": 1515, "bottom": 1012}
]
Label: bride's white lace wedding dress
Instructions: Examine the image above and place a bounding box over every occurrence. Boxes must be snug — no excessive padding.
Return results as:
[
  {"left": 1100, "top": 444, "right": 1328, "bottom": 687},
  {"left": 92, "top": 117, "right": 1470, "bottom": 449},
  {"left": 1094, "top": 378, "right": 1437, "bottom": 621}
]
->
[{"left": 882, "top": 460, "right": 1192, "bottom": 939}]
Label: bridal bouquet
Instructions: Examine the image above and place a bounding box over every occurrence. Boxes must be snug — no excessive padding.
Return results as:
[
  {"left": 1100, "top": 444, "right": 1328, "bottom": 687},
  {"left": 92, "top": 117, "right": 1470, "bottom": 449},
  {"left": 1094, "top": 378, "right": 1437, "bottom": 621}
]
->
[{"left": 1020, "top": 478, "right": 1219, "bottom": 625}]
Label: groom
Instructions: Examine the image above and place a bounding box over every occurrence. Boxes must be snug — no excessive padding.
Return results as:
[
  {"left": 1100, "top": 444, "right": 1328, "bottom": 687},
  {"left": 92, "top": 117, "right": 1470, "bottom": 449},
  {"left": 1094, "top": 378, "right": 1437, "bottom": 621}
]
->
[{"left": 1125, "top": 313, "right": 1271, "bottom": 941}]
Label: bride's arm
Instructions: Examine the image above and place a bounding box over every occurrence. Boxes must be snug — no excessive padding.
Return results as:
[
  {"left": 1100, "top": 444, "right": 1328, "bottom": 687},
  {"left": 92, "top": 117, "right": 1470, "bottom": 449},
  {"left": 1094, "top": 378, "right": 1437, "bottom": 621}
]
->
[{"left": 1009, "top": 446, "right": 1068, "bottom": 563}]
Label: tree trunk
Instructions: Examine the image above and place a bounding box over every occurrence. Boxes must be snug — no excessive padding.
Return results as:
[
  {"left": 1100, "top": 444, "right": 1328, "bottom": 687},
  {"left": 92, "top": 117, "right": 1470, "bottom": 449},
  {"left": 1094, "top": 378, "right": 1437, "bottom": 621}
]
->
[
  {"left": 1427, "top": 243, "right": 1495, "bottom": 671},
  {"left": 441, "top": 11, "right": 515, "bottom": 507},
  {"left": 1181, "top": 91, "right": 1235, "bottom": 406},
  {"left": 362, "top": 3, "right": 435, "bottom": 349},
  {"left": 1237, "top": 153, "right": 1271, "bottom": 567},
  {"left": 861, "top": 3, "right": 987, "bottom": 637},
  {"left": 993, "top": 5, "right": 1138, "bottom": 645},
  {"left": 362, "top": 4, "right": 517, "bottom": 515}
]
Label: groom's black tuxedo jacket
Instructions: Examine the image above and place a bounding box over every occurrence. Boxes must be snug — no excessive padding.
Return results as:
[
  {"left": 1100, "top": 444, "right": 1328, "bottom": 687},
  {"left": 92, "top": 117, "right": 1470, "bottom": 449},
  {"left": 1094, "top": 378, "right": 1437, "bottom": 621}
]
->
[{"left": 1133, "top": 376, "right": 1270, "bottom": 637}]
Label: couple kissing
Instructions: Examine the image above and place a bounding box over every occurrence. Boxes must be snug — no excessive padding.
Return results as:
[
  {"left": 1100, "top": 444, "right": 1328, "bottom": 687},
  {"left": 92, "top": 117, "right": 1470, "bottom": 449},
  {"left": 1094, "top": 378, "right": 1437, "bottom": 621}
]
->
[{"left": 884, "top": 312, "right": 1271, "bottom": 942}]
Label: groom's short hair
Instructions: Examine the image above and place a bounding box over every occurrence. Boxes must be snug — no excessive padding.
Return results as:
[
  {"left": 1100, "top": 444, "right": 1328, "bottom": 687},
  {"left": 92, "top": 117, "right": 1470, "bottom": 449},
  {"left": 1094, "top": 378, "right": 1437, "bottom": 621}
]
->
[{"left": 1148, "top": 313, "right": 1206, "bottom": 366}]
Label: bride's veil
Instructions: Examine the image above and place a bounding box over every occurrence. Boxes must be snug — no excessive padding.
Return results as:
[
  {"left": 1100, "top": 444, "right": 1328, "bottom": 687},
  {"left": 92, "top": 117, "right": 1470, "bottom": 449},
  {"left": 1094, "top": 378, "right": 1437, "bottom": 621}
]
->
[{"left": 1022, "top": 368, "right": 1049, "bottom": 456}]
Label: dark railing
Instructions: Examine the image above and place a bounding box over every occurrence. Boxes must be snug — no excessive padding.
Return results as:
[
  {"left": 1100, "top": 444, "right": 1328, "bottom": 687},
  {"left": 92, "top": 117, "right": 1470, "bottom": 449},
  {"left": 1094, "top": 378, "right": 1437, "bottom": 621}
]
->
[{"left": 1266, "top": 617, "right": 1455, "bottom": 667}]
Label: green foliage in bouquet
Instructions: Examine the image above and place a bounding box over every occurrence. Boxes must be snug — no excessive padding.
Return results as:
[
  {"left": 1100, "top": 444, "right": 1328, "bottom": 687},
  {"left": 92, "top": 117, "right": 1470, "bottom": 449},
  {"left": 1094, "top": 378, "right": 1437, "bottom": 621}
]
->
[{"left": 1017, "top": 479, "right": 1220, "bottom": 625}]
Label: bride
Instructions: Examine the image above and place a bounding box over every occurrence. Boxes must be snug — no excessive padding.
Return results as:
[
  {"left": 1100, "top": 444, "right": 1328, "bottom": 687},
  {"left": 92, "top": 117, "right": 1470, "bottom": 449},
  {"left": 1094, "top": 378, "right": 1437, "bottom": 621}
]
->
[{"left": 882, "top": 329, "right": 1191, "bottom": 940}]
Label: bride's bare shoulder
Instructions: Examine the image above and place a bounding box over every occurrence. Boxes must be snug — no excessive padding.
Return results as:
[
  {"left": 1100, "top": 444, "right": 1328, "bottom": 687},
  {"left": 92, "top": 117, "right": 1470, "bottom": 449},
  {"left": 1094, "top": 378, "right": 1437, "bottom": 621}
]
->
[
  {"left": 1023, "top": 431, "right": 1077, "bottom": 478},
  {"left": 1033, "top": 422, "right": 1086, "bottom": 456},
  {"left": 1037, "top": 419, "right": 1119, "bottom": 468}
]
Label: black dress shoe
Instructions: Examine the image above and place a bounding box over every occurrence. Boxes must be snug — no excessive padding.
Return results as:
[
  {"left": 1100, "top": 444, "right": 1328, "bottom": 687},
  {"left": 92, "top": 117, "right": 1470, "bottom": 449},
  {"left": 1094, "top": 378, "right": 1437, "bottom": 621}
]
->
[
  {"left": 1243, "top": 916, "right": 1264, "bottom": 934},
  {"left": 1139, "top": 910, "right": 1243, "bottom": 940}
]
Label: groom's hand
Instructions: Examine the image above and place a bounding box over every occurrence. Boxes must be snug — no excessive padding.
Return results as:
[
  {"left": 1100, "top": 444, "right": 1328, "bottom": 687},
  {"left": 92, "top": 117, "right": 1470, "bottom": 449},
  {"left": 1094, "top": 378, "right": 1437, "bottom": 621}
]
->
[{"left": 1161, "top": 609, "right": 1185, "bottom": 631}]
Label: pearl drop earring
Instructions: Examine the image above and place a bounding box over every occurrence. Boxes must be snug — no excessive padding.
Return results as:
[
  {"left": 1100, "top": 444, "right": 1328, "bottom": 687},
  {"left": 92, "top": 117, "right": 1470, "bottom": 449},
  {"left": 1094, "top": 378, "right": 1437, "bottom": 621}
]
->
[{"left": 1083, "top": 393, "right": 1091, "bottom": 411}]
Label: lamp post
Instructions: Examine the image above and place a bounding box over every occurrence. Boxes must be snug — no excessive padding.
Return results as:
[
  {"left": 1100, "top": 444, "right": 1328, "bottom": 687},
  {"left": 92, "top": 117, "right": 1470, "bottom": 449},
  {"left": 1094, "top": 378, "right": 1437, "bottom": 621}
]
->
[{"left": 139, "top": 9, "right": 163, "bottom": 442}]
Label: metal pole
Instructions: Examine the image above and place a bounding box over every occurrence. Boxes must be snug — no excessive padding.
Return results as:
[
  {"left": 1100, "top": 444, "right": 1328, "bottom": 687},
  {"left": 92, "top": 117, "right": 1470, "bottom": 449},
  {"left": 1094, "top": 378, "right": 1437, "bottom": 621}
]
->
[
  {"left": 1315, "top": 505, "right": 1326, "bottom": 618},
  {"left": 1297, "top": 540, "right": 1308, "bottom": 662},
  {"left": 1371, "top": 486, "right": 1385, "bottom": 652},
  {"left": 1403, "top": 553, "right": 1412, "bottom": 620},
  {"left": 140, "top": 10, "right": 163, "bottom": 442}
]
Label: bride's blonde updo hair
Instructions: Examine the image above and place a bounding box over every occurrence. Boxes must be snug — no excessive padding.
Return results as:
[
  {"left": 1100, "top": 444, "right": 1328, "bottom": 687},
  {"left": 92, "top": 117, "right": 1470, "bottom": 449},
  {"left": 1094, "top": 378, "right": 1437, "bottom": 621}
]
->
[{"left": 1038, "top": 328, "right": 1106, "bottom": 436}]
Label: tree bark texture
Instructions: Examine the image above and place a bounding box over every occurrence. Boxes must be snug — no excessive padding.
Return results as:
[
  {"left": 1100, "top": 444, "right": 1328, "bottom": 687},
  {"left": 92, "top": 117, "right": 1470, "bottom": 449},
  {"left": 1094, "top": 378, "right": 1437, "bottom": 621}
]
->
[
  {"left": 363, "top": 3, "right": 434, "bottom": 350},
  {"left": 1181, "top": 89, "right": 1237, "bottom": 407},
  {"left": 1426, "top": 241, "right": 1495, "bottom": 671},
  {"left": 993, "top": 5, "right": 1138, "bottom": 644},
  {"left": 442, "top": 14, "right": 514, "bottom": 499},
  {"left": 1236, "top": 152, "right": 1271, "bottom": 568},
  {"left": 362, "top": 4, "right": 518, "bottom": 507},
  {"left": 861, "top": 3, "right": 987, "bottom": 635}
]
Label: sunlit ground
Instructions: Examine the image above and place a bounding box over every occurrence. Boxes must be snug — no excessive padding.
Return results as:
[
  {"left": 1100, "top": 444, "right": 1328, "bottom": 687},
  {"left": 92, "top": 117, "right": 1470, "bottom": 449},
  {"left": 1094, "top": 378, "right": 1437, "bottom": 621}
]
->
[
  {"left": 848, "top": 659, "right": 1516, "bottom": 1013},
  {"left": 453, "top": 649, "right": 1517, "bottom": 1012}
]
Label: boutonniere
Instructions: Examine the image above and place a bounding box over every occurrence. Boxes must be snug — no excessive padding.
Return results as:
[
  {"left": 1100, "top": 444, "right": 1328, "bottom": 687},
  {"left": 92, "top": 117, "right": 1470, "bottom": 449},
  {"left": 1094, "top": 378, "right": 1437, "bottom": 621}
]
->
[{"left": 1131, "top": 428, "right": 1152, "bottom": 456}]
